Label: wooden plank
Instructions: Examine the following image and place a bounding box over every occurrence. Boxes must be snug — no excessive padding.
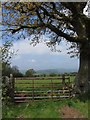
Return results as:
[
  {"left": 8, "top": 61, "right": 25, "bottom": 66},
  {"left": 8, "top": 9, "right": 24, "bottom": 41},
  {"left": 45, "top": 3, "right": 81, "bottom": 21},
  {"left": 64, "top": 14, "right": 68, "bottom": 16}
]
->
[
  {"left": 15, "top": 99, "right": 63, "bottom": 103},
  {"left": 14, "top": 95, "right": 70, "bottom": 99},
  {"left": 15, "top": 82, "right": 32, "bottom": 84},
  {"left": 14, "top": 76, "right": 72, "bottom": 102},
  {"left": 14, "top": 95, "right": 72, "bottom": 102},
  {"left": 15, "top": 93, "right": 31, "bottom": 96},
  {"left": 14, "top": 93, "right": 70, "bottom": 97},
  {"left": 15, "top": 86, "right": 67, "bottom": 88},
  {"left": 15, "top": 100, "right": 32, "bottom": 103},
  {"left": 15, "top": 77, "right": 70, "bottom": 80},
  {"left": 15, "top": 82, "right": 63, "bottom": 84},
  {"left": 15, "top": 90, "right": 70, "bottom": 93}
]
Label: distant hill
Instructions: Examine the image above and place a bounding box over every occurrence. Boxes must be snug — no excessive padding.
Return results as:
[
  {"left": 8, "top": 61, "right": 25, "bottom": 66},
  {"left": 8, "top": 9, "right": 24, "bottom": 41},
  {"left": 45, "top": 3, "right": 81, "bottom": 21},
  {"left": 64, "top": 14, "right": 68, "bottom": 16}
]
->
[
  {"left": 20, "top": 68, "right": 78, "bottom": 75},
  {"left": 36, "top": 68, "right": 78, "bottom": 75}
]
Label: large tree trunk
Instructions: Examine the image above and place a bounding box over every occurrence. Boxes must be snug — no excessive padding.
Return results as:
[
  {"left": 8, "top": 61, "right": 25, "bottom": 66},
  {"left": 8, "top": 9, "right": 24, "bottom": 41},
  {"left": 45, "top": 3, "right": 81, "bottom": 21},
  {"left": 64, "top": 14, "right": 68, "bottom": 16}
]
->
[{"left": 75, "top": 42, "right": 90, "bottom": 95}]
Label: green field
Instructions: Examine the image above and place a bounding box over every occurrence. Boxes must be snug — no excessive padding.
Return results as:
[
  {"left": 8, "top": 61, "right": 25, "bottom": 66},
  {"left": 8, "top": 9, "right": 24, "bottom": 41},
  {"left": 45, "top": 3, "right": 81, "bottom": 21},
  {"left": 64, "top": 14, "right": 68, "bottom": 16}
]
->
[{"left": 15, "top": 76, "right": 75, "bottom": 91}]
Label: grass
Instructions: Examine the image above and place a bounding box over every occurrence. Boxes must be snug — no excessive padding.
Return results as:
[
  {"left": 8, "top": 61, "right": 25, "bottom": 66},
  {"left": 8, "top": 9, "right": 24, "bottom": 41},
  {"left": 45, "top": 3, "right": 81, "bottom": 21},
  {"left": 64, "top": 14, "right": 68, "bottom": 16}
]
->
[{"left": 2, "top": 98, "right": 88, "bottom": 118}]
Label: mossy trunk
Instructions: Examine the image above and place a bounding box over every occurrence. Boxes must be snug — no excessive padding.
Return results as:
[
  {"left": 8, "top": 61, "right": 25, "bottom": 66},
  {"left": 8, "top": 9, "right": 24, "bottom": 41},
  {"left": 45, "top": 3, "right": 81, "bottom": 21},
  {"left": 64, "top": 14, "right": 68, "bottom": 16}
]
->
[{"left": 75, "top": 42, "right": 90, "bottom": 95}]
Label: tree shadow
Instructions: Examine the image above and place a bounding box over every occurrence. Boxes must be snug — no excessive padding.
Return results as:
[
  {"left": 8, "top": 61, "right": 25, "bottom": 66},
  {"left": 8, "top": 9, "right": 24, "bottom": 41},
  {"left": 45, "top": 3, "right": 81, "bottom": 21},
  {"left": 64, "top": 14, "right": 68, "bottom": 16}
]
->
[{"left": 76, "top": 93, "right": 89, "bottom": 103}]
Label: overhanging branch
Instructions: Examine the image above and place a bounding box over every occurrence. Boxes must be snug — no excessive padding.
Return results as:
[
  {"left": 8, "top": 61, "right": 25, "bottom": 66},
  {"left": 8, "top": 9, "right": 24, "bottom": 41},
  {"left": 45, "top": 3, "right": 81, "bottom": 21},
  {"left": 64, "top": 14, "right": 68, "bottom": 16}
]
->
[
  {"left": 39, "top": 5, "right": 72, "bottom": 23},
  {"left": 10, "top": 23, "right": 85, "bottom": 44},
  {"left": 10, "top": 24, "right": 44, "bottom": 34},
  {"left": 46, "top": 23, "right": 84, "bottom": 43}
]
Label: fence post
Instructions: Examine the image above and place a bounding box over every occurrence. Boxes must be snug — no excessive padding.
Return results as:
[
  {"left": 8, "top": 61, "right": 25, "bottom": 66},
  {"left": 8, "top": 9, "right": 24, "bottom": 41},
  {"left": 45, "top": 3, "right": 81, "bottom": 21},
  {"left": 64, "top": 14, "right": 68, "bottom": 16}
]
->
[
  {"left": 62, "top": 74, "right": 65, "bottom": 84},
  {"left": 32, "top": 79, "right": 34, "bottom": 101},
  {"left": 68, "top": 77, "right": 70, "bottom": 84},
  {"left": 51, "top": 79, "right": 53, "bottom": 100},
  {"left": 9, "top": 74, "right": 15, "bottom": 103}
]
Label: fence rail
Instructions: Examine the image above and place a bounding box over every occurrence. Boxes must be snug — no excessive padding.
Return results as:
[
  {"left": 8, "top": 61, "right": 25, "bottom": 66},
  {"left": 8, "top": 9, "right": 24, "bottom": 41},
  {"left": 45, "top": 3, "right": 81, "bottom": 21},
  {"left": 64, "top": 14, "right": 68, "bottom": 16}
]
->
[
  {"left": 15, "top": 77, "right": 70, "bottom": 80},
  {"left": 3, "top": 75, "right": 75, "bottom": 103},
  {"left": 13, "top": 76, "right": 74, "bottom": 103}
]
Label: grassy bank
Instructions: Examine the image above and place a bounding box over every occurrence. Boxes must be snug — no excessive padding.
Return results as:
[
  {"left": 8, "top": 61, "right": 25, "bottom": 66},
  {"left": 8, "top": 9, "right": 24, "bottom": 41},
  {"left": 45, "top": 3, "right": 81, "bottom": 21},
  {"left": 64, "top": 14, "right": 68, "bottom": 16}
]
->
[{"left": 3, "top": 98, "right": 88, "bottom": 118}]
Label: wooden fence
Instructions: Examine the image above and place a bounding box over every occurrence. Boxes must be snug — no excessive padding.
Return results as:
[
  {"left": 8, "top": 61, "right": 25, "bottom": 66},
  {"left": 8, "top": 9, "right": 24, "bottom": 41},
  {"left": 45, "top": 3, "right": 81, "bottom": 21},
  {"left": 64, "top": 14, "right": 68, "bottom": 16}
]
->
[{"left": 13, "top": 76, "right": 74, "bottom": 103}]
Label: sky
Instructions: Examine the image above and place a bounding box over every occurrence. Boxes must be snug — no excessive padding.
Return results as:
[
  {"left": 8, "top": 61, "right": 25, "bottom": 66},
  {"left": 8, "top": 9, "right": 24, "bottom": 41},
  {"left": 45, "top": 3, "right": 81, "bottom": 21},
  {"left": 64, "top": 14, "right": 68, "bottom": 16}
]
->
[
  {"left": 10, "top": 37, "right": 79, "bottom": 71},
  {"left": 2, "top": 2, "right": 89, "bottom": 72},
  {"left": 10, "top": 3, "right": 89, "bottom": 71}
]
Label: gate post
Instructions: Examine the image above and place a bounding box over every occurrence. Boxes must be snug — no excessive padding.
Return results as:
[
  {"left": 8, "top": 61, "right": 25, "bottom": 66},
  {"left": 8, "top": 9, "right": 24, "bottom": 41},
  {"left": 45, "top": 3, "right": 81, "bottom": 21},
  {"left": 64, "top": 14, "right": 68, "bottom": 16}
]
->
[
  {"left": 68, "top": 77, "right": 70, "bottom": 84},
  {"left": 62, "top": 74, "right": 65, "bottom": 84},
  {"left": 9, "top": 74, "right": 15, "bottom": 103},
  {"left": 32, "top": 79, "right": 34, "bottom": 101},
  {"left": 51, "top": 79, "right": 53, "bottom": 100}
]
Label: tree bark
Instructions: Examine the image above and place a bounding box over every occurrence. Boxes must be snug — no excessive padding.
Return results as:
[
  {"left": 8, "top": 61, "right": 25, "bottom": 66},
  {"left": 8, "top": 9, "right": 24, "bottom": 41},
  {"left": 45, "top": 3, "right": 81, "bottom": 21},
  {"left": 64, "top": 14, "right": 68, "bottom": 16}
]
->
[{"left": 75, "top": 42, "right": 90, "bottom": 95}]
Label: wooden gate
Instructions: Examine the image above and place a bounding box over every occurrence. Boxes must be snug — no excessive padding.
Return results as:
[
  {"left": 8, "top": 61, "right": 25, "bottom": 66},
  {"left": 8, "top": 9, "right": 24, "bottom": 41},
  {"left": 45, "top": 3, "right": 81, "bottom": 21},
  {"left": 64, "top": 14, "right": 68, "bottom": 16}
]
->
[{"left": 14, "top": 76, "right": 73, "bottom": 103}]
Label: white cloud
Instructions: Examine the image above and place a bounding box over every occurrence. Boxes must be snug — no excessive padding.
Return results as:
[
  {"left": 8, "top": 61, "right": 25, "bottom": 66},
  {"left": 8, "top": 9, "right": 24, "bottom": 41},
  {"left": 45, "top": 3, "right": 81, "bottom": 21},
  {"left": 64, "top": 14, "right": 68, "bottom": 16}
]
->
[
  {"left": 12, "top": 38, "right": 68, "bottom": 56},
  {"left": 13, "top": 39, "right": 48, "bottom": 55},
  {"left": 28, "top": 59, "right": 36, "bottom": 63},
  {"left": 11, "top": 38, "right": 78, "bottom": 71}
]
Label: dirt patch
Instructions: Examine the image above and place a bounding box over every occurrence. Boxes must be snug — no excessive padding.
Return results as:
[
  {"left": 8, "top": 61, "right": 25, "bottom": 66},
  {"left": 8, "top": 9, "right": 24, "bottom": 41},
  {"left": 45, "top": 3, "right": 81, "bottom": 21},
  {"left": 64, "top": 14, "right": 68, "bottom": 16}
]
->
[{"left": 60, "top": 105, "right": 85, "bottom": 118}]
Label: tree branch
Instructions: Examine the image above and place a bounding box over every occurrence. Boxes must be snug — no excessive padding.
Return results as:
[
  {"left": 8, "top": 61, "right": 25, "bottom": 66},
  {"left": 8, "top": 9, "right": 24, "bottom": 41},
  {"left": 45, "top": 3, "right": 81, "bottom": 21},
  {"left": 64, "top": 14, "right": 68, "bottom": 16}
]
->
[
  {"left": 35, "top": 9, "right": 44, "bottom": 23},
  {"left": 46, "top": 23, "right": 84, "bottom": 43},
  {"left": 40, "top": 5, "right": 72, "bottom": 23},
  {"left": 10, "top": 23, "right": 85, "bottom": 43},
  {"left": 11, "top": 24, "right": 43, "bottom": 34}
]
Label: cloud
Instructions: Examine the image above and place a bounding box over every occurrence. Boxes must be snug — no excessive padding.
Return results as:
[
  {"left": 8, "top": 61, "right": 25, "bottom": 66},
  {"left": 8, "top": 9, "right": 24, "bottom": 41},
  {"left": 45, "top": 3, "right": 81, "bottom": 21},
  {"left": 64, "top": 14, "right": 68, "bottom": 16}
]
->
[
  {"left": 12, "top": 38, "right": 68, "bottom": 56},
  {"left": 13, "top": 39, "right": 48, "bottom": 55},
  {"left": 11, "top": 38, "right": 78, "bottom": 71},
  {"left": 28, "top": 59, "right": 36, "bottom": 63},
  {"left": 11, "top": 37, "right": 79, "bottom": 71}
]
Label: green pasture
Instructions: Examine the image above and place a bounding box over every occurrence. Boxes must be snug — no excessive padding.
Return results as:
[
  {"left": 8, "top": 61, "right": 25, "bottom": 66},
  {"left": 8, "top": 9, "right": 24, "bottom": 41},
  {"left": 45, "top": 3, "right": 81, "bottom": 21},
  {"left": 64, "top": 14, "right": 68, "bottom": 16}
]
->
[{"left": 15, "top": 76, "right": 75, "bottom": 91}]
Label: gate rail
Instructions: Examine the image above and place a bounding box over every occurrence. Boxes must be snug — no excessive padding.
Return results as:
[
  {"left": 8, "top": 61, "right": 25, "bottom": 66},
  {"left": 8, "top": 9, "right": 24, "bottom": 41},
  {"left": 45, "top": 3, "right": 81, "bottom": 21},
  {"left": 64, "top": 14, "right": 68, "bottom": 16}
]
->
[{"left": 14, "top": 76, "right": 74, "bottom": 103}]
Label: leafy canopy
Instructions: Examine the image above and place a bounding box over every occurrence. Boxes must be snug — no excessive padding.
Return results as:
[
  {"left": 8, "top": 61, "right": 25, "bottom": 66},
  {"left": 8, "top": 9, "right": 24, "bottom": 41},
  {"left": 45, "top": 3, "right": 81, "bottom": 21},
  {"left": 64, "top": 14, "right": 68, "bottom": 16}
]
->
[{"left": 2, "top": 2, "right": 89, "bottom": 56}]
